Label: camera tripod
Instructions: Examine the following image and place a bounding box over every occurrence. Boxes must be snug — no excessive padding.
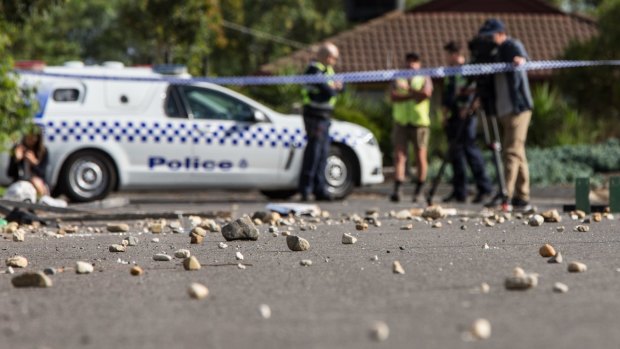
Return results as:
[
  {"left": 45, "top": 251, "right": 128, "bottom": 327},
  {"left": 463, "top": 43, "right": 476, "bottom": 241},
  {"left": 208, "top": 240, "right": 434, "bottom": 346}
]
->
[{"left": 426, "top": 100, "right": 509, "bottom": 210}]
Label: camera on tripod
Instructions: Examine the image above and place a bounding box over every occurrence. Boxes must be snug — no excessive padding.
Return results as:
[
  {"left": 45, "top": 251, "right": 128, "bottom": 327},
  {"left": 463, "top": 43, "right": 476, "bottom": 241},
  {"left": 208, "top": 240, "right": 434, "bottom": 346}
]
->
[{"left": 467, "top": 35, "right": 499, "bottom": 117}]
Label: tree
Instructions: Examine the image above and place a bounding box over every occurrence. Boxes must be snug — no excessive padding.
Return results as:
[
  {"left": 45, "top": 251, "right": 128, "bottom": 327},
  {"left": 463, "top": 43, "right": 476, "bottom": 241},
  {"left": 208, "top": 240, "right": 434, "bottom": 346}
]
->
[
  {"left": 116, "top": 0, "right": 224, "bottom": 75},
  {"left": 0, "top": 28, "right": 36, "bottom": 150},
  {"left": 555, "top": 0, "right": 620, "bottom": 139}
]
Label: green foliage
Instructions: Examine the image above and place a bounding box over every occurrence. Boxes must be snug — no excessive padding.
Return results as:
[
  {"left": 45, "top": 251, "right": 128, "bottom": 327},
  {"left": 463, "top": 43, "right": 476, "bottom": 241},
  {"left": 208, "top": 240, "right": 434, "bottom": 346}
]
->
[
  {"left": 529, "top": 83, "right": 599, "bottom": 147},
  {"left": 556, "top": 0, "right": 620, "bottom": 139},
  {"left": 0, "top": 30, "right": 36, "bottom": 150},
  {"left": 527, "top": 138, "right": 620, "bottom": 186}
]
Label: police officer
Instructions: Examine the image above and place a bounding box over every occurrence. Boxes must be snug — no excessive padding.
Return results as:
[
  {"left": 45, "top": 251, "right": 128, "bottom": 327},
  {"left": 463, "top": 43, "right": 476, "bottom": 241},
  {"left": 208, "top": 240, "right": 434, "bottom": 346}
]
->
[
  {"left": 298, "top": 42, "right": 343, "bottom": 201},
  {"left": 389, "top": 52, "right": 432, "bottom": 203},
  {"left": 441, "top": 41, "right": 493, "bottom": 203}
]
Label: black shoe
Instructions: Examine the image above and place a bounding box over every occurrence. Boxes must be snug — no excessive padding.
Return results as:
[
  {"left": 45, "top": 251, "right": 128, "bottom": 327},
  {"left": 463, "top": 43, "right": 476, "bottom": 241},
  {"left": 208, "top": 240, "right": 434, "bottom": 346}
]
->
[
  {"left": 511, "top": 197, "right": 532, "bottom": 211},
  {"left": 389, "top": 192, "right": 401, "bottom": 203},
  {"left": 484, "top": 193, "right": 507, "bottom": 208},
  {"left": 442, "top": 193, "right": 466, "bottom": 203},
  {"left": 472, "top": 191, "right": 492, "bottom": 204}
]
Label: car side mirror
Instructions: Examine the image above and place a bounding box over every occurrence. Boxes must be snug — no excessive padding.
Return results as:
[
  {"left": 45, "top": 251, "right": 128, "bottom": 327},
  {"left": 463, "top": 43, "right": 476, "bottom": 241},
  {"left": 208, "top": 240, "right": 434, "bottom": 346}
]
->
[{"left": 253, "top": 110, "right": 267, "bottom": 122}]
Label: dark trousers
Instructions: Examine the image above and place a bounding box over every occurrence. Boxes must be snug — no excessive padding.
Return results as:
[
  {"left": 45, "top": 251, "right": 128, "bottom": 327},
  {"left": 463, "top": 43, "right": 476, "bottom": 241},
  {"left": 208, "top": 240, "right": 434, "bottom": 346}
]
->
[
  {"left": 446, "top": 115, "right": 492, "bottom": 199},
  {"left": 299, "top": 110, "right": 331, "bottom": 198}
]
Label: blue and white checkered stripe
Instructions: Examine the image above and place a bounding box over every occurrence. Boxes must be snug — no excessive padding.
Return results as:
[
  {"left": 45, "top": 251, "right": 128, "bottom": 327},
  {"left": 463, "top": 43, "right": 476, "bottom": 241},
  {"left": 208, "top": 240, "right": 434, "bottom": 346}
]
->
[
  {"left": 16, "top": 60, "right": 620, "bottom": 86},
  {"left": 41, "top": 120, "right": 360, "bottom": 148}
]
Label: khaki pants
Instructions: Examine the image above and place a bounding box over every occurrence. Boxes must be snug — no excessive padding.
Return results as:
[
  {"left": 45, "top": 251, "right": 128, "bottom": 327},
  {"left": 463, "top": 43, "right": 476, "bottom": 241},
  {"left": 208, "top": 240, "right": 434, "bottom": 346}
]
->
[{"left": 499, "top": 110, "right": 531, "bottom": 201}]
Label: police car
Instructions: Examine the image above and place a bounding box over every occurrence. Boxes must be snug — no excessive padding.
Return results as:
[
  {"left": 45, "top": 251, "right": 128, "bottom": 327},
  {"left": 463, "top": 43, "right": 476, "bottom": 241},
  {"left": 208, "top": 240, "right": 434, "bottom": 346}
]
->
[{"left": 0, "top": 61, "right": 383, "bottom": 202}]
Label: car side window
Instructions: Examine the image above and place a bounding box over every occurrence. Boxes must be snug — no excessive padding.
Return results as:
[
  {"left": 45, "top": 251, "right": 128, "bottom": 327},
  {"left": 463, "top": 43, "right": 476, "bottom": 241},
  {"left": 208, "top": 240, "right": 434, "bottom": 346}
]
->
[
  {"left": 179, "top": 86, "right": 255, "bottom": 122},
  {"left": 53, "top": 88, "right": 80, "bottom": 102}
]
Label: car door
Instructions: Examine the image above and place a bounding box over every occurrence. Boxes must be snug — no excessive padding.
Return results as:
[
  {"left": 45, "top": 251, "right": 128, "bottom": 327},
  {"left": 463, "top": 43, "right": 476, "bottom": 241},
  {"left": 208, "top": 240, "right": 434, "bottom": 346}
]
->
[{"left": 174, "top": 84, "right": 284, "bottom": 187}]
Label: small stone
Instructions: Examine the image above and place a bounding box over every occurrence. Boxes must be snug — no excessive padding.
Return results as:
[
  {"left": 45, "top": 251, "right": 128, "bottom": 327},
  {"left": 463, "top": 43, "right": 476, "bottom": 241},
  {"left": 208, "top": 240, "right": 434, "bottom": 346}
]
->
[
  {"left": 151, "top": 237, "right": 160, "bottom": 243},
  {"left": 259, "top": 304, "right": 272, "bottom": 319},
  {"left": 12, "top": 230, "right": 25, "bottom": 242},
  {"left": 422, "top": 205, "right": 445, "bottom": 220},
  {"left": 149, "top": 222, "right": 164, "bottom": 234},
  {"left": 43, "top": 267, "right": 56, "bottom": 275},
  {"left": 123, "top": 236, "right": 138, "bottom": 246},
  {"left": 528, "top": 215, "right": 544, "bottom": 227},
  {"left": 395, "top": 209, "right": 412, "bottom": 220},
  {"left": 218, "top": 242, "right": 228, "bottom": 249},
  {"left": 174, "top": 249, "right": 191, "bottom": 259},
  {"left": 130, "top": 266, "right": 144, "bottom": 276},
  {"left": 541, "top": 209, "right": 562, "bottom": 222},
  {"left": 268, "top": 226, "right": 278, "bottom": 233},
  {"left": 191, "top": 227, "right": 207, "bottom": 237},
  {"left": 6, "top": 256, "right": 28, "bottom": 268},
  {"left": 286, "top": 235, "right": 310, "bottom": 251},
  {"left": 7, "top": 266, "right": 14, "bottom": 274},
  {"left": 539, "top": 244, "right": 557, "bottom": 257},
  {"left": 470, "top": 318, "right": 492, "bottom": 340},
  {"left": 592, "top": 212, "right": 602, "bottom": 222},
  {"left": 107, "top": 223, "right": 129, "bottom": 233},
  {"left": 190, "top": 235, "right": 203, "bottom": 244},
  {"left": 109, "top": 244, "right": 126, "bottom": 252},
  {"left": 548, "top": 251, "right": 563, "bottom": 264},
  {"left": 235, "top": 251, "right": 244, "bottom": 260},
  {"left": 342, "top": 233, "right": 357, "bottom": 245},
  {"left": 183, "top": 256, "right": 201, "bottom": 270},
  {"left": 221, "top": 215, "right": 260, "bottom": 241},
  {"left": 483, "top": 243, "right": 490, "bottom": 250},
  {"left": 355, "top": 222, "right": 368, "bottom": 231},
  {"left": 480, "top": 282, "right": 490, "bottom": 294},
  {"left": 460, "top": 225, "right": 467, "bottom": 230},
  {"left": 432, "top": 221, "right": 442, "bottom": 228},
  {"left": 392, "top": 261, "right": 405, "bottom": 274},
  {"left": 75, "top": 261, "right": 94, "bottom": 274},
  {"left": 573, "top": 210, "right": 586, "bottom": 219},
  {"left": 369, "top": 321, "right": 390, "bottom": 342},
  {"left": 483, "top": 219, "right": 495, "bottom": 227},
  {"left": 568, "top": 261, "right": 587, "bottom": 273},
  {"left": 400, "top": 224, "right": 413, "bottom": 231},
  {"left": 575, "top": 225, "right": 590, "bottom": 232},
  {"left": 556, "top": 226, "right": 566, "bottom": 233},
  {"left": 371, "top": 255, "right": 379, "bottom": 261},
  {"left": 553, "top": 282, "right": 569, "bottom": 293},
  {"left": 237, "top": 263, "right": 246, "bottom": 270},
  {"left": 300, "top": 259, "right": 313, "bottom": 266},
  {"left": 505, "top": 269, "right": 538, "bottom": 290},
  {"left": 11, "top": 272, "right": 53, "bottom": 288},
  {"left": 187, "top": 283, "right": 209, "bottom": 299},
  {"left": 281, "top": 231, "right": 291, "bottom": 236},
  {"left": 153, "top": 253, "right": 172, "bottom": 262}
]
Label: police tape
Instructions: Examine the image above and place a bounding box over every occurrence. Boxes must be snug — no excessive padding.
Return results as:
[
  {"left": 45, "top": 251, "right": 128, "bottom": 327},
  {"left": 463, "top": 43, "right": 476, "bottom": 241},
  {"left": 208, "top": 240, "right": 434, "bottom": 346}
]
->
[{"left": 15, "top": 60, "right": 620, "bottom": 86}]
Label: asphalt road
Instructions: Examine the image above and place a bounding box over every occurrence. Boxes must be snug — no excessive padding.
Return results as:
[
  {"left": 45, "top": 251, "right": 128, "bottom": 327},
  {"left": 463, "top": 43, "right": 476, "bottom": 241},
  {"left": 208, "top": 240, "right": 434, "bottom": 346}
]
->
[{"left": 1, "top": 189, "right": 619, "bottom": 349}]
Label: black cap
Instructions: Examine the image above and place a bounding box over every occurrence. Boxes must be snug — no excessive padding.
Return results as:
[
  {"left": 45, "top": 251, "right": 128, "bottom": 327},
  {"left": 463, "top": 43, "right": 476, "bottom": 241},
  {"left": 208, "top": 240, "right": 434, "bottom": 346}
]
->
[
  {"left": 478, "top": 18, "right": 506, "bottom": 36},
  {"left": 443, "top": 41, "right": 462, "bottom": 54}
]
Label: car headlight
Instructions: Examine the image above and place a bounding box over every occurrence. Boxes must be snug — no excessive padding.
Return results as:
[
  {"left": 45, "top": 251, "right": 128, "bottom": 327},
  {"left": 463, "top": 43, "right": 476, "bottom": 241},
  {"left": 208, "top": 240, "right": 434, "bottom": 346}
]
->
[{"left": 361, "top": 132, "right": 378, "bottom": 146}]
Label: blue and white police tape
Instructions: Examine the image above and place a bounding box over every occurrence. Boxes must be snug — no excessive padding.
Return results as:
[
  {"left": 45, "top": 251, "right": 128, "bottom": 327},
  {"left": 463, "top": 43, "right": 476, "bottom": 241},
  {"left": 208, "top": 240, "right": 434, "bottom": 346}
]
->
[{"left": 15, "top": 60, "right": 620, "bottom": 86}]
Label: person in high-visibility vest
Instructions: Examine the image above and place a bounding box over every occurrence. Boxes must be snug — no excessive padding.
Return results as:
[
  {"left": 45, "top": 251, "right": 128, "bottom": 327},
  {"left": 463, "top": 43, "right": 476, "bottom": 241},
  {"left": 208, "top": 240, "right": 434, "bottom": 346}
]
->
[
  {"left": 389, "top": 52, "right": 433, "bottom": 203},
  {"left": 441, "top": 41, "right": 493, "bottom": 204},
  {"left": 298, "top": 42, "right": 343, "bottom": 201}
]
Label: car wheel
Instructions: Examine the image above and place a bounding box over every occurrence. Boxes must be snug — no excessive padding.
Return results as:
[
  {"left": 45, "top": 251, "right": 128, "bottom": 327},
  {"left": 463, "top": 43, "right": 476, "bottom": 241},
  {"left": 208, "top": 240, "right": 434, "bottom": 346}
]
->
[
  {"left": 59, "top": 150, "right": 116, "bottom": 202},
  {"left": 260, "top": 189, "right": 298, "bottom": 200},
  {"left": 325, "top": 146, "right": 356, "bottom": 199}
]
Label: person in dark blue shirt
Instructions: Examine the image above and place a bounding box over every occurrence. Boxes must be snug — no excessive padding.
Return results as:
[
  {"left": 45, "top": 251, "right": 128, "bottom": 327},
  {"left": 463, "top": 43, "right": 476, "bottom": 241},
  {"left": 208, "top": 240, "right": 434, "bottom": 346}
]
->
[{"left": 441, "top": 41, "right": 493, "bottom": 203}]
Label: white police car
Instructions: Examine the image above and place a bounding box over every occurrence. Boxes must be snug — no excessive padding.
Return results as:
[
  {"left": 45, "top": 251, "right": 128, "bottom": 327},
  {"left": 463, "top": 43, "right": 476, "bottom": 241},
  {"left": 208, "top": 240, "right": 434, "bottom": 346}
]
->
[{"left": 0, "top": 62, "right": 383, "bottom": 202}]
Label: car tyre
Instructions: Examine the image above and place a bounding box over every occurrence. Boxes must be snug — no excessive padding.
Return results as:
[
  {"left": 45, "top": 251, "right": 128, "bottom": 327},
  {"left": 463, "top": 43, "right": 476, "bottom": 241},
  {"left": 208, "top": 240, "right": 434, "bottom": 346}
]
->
[
  {"left": 58, "top": 150, "right": 116, "bottom": 202},
  {"left": 325, "top": 145, "right": 356, "bottom": 199}
]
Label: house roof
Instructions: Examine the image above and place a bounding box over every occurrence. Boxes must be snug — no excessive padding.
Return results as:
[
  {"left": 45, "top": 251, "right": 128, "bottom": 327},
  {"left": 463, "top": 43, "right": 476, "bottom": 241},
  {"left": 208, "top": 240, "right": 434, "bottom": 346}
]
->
[{"left": 261, "top": 1, "right": 598, "bottom": 78}]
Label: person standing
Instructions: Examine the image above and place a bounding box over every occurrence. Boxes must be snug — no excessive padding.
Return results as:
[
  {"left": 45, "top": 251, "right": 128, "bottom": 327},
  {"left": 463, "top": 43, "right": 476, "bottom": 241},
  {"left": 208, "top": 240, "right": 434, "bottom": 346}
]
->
[
  {"left": 441, "top": 41, "right": 493, "bottom": 203},
  {"left": 298, "top": 42, "right": 343, "bottom": 201},
  {"left": 389, "top": 52, "right": 432, "bottom": 203},
  {"left": 478, "top": 19, "right": 534, "bottom": 210}
]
